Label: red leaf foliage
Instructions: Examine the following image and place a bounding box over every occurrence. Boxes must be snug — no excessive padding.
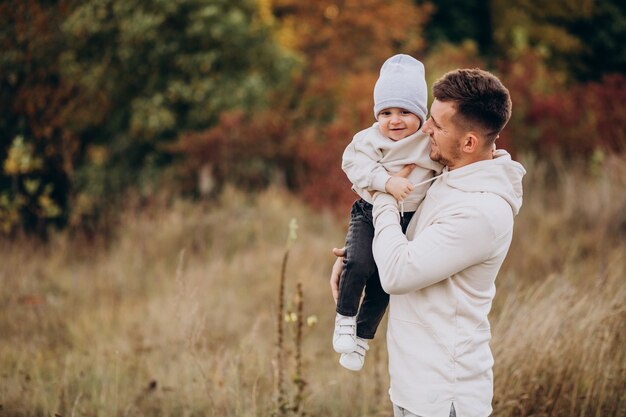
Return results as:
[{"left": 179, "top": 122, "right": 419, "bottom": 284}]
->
[{"left": 499, "top": 49, "right": 626, "bottom": 157}]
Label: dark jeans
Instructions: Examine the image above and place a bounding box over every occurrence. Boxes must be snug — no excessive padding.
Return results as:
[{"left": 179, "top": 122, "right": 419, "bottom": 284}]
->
[{"left": 336, "top": 199, "right": 414, "bottom": 339}]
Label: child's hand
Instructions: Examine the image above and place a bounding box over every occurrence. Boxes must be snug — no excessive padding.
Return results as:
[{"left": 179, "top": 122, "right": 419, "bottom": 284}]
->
[{"left": 385, "top": 176, "right": 414, "bottom": 201}]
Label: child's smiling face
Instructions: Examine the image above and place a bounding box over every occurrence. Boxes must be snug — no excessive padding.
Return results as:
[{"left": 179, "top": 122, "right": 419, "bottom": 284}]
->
[{"left": 377, "top": 107, "right": 422, "bottom": 141}]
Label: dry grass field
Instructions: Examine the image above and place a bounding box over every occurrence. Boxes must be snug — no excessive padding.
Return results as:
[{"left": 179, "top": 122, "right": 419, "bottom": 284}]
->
[{"left": 1, "top": 154, "right": 625, "bottom": 417}]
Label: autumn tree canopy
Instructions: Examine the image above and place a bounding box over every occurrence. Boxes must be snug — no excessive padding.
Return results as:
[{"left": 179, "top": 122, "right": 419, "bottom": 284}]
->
[{"left": 1, "top": 0, "right": 625, "bottom": 235}]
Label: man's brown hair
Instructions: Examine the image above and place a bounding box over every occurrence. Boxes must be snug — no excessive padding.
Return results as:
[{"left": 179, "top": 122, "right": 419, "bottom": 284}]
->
[{"left": 432, "top": 68, "right": 512, "bottom": 145}]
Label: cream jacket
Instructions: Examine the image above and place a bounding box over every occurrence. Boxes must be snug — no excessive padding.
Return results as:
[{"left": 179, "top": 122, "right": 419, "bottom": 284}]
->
[
  {"left": 342, "top": 123, "right": 442, "bottom": 211},
  {"left": 372, "top": 150, "right": 525, "bottom": 417}
]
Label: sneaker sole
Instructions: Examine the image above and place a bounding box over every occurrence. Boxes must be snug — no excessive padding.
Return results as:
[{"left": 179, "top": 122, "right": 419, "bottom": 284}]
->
[
  {"left": 339, "top": 356, "right": 363, "bottom": 371},
  {"left": 333, "top": 343, "right": 357, "bottom": 354}
]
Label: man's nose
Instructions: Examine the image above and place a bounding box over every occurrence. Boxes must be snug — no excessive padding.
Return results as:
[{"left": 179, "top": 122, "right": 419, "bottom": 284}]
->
[{"left": 422, "top": 118, "right": 432, "bottom": 132}]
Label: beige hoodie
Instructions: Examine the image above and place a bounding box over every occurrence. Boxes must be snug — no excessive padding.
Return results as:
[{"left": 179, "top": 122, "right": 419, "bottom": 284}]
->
[
  {"left": 372, "top": 150, "right": 525, "bottom": 417},
  {"left": 342, "top": 123, "right": 442, "bottom": 211}
]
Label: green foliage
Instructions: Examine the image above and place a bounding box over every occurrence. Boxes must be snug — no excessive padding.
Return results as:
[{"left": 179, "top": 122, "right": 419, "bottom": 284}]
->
[
  {"left": 423, "top": 0, "right": 626, "bottom": 82},
  {"left": 557, "top": 0, "right": 626, "bottom": 81},
  {"left": 61, "top": 0, "right": 291, "bottom": 133},
  {"left": 59, "top": 0, "right": 295, "bottom": 220},
  {"left": 2, "top": 0, "right": 626, "bottom": 234},
  {"left": 419, "top": 0, "right": 494, "bottom": 56},
  {"left": 0, "top": 0, "right": 294, "bottom": 235},
  {"left": 490, "top": 0, "right": 626, "bottom": 82},
  {"left": 0, "top": 135, "right": 63, "bottom": 234},
  {"left": 0, "top": 1, "right": 77, "bottom": 236}
]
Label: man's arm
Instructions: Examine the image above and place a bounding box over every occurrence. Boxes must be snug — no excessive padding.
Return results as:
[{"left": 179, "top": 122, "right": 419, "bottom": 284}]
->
[
  {"left": 329, "top": 247, "right": 345, "bottom": 303},
  {"left": 372, "top": 193, "right": 496, "bottom": 294}
]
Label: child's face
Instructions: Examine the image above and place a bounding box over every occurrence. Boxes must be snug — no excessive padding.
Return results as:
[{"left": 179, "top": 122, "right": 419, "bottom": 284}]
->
[{"left": 377, "top": 108, "right": 422, "bottom": 141}]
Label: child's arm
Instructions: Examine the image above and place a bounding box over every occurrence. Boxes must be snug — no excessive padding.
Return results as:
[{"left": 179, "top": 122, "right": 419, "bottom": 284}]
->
[
  {"left": 342, "top": 131, "right": 390, "bottom": 193},
  {"left": 342, "top": 132, "right": 415, "bottom": 201}
]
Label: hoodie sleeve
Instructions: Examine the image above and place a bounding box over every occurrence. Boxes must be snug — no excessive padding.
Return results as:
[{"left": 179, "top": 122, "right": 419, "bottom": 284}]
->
[
  {"left": 372, "top": 193, "right": 496, "bottom": 294},
  {"left": 342, "top": 129, "right": 391, "bottom": 192}
]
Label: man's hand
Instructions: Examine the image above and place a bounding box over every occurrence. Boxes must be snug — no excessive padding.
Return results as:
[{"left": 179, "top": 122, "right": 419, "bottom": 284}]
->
[
  {"left": 385, "top": 164, "right": 416, "bottom": 201},
  {"left": 330, "top": 247, "right": 345, "bottom": 303}
]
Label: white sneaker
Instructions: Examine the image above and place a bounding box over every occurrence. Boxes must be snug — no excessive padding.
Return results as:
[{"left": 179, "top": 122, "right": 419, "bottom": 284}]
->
[
  {"left": 339, "top": 337, "right": 369, "bottom": 371},
  {"left": 333, "top": 313, "right": 357, "bottom": 353}
]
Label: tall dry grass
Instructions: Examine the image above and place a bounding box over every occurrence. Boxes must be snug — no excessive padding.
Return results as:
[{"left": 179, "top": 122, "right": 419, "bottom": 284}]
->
[
  {"left": 1, "top": 155, "right": 624, "bottom": 417},
  {"left": 491, "top": 154, "right": 626, "bottom": 417}
]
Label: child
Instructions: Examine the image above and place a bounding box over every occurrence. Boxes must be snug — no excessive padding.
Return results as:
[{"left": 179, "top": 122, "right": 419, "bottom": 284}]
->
[{"left": 334, "top": 54, "right": 442, "bottom": 371}]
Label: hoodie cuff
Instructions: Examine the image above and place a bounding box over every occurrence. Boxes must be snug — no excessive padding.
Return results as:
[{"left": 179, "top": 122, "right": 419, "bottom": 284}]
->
[
  {"left": 372, "top": 172, "right": 392, "bottom": 192},
  {"left": 372, "top": 192, "right": 399, "bottom": 223}
]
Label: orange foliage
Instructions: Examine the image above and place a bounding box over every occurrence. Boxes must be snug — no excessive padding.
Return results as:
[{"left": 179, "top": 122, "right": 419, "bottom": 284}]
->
[
  {"left": 273, "top": 0, "right": 432, "bottom": 124},
  {"left": 273, "top": 0, "right": 431, "bottom": 74},
  {"left": 173, "top": 1, "right": 626, "bottom": 217},
  {"left": 172, "top": 110, "right": 294, "bottom": 191},
  {"left": 294, "top": 120, "right": 357, "bottom": 216},
  {"left": 173, "top": 0, "right": 434, "bottom": 213}
]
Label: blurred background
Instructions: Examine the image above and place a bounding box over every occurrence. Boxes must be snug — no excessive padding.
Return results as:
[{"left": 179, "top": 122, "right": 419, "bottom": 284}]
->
[
  {"left": 1, "top": 1, "right": 624, "bottom": 416},
  {"left": 2, "top": 0, "right": 625, "bottom": 235}
]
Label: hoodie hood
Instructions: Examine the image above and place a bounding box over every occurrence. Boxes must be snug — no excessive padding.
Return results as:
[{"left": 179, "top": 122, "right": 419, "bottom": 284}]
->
[{"left": 443, "top": 149, "right": 526, "bottom": 215}]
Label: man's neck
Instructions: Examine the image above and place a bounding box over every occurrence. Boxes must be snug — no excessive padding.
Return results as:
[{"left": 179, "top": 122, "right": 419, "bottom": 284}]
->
[{"left": 448, "top": 151, "right": 494, "bottom": 171}]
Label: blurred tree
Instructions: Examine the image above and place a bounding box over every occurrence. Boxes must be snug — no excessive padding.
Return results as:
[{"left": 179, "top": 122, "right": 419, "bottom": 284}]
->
[
  {"left": 488, "top": 0, "right": 626, "bottom": 157},
  {"left": 272, "top": 0, "right": 433, "bottom": 209},
  {"left": 545, "top": 0, "right": 626, "bottom": 81},
  {"left": 170, "top": 0, "right": 434, "bottom": 213},
  {"left": 417, "top": 0, "right": 494, "bottom": 56},
  {"left": 0, "top": 0, "right": 83, "bottom": 236},
  {"left": 61, "top": 0, "right": 294, "bottom": 226},
  {"left": 270, "top": 0, "right": 432, "bottom": 120},
  {"left": 1, "top": 0, "right": 293, "bottom": 235},
  {"left": 415, "top": 0, "right": 626, "bottom": 158},
  {"left": 492, "top": 0, "right": 626, "bottom": 82}
]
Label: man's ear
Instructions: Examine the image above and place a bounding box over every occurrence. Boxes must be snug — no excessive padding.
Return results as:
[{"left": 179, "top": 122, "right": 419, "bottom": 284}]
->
[{"left": 462, "top": 132, "right": 480, "bottom": 153}]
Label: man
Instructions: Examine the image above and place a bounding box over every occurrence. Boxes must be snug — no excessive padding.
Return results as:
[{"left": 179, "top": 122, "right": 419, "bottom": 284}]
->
[{"left": 330, "top": 68, "right": 526, "bottom": 417}]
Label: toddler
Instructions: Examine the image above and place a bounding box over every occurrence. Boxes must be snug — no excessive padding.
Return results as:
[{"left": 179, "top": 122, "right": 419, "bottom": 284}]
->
[{"left": 334, "top": 54, "right": 442, "bottom": 371}]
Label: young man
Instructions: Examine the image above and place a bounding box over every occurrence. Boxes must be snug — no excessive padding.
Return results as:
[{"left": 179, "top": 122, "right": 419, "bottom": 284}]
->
[{"left": 331, "top": 68, "right": 526, "bottom": 417}]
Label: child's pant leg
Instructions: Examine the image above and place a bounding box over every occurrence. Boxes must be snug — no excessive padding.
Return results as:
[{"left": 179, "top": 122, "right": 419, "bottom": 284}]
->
[
  {"left": 357, "top": 210, "right": 415, "bottom": 339},
  {"left": 336, "top": 200, "right": 377, "bottom": 317},
  {"left": 356, "top": 268, "right": 388, "bottom": 339}
]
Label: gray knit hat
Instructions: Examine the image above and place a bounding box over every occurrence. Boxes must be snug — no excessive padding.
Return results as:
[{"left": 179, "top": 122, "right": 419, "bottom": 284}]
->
[{"left": 373, "top": 54, "right": 427, "bottom": 122}]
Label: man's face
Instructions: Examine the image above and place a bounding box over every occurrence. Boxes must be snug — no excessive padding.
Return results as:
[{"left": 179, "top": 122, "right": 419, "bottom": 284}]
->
[
  {"left": 422, "top": 99, "right": 464, "bottom": 169},
  {"left": 377, "top": 108, "right": 422, "bottom": 141}
]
